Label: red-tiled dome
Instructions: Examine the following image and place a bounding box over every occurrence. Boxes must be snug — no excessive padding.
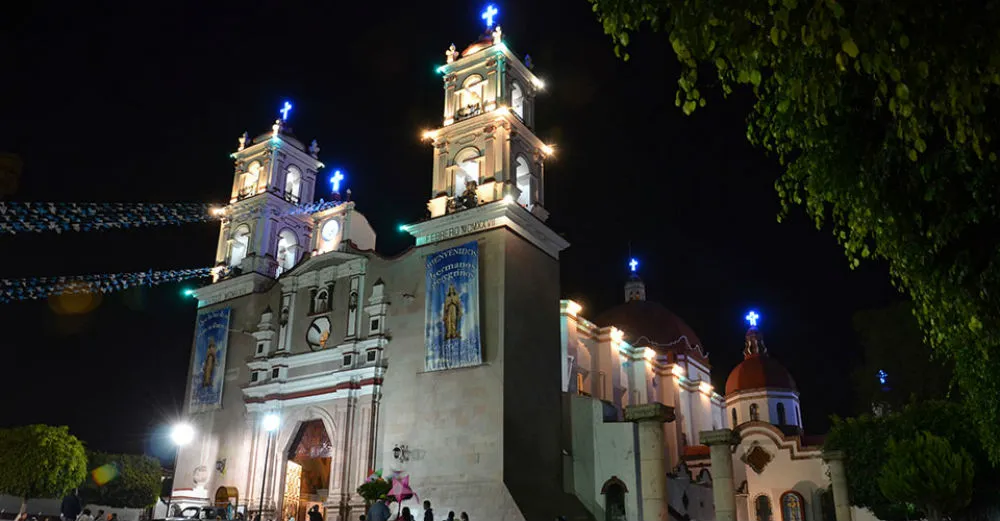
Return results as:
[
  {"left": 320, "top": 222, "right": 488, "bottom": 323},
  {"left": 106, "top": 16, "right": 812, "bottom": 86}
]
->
[
  {"left": 725, "top": 328, "right": 797, "bottom": 395},
  {"left": 462, "top": 36, "right": 495, "bottom": 57},
  {"left": 594, "top": 300, "right": 704, "bottom": 354}
]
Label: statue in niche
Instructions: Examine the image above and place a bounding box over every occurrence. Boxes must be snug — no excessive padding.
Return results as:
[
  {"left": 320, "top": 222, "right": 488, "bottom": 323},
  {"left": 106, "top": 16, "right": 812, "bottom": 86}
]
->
[
  {"left": 460, "top": 180, "right": 479, "bottom": 209},
  {"left": 442, "top": 285, "right": 463, "bottom": 340},
  {"left": 201, "top": 338, "right": 217, "bottom": 388}
]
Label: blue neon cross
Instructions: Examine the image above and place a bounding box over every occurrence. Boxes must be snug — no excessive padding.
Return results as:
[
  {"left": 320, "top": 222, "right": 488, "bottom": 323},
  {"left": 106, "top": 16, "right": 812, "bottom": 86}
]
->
[
  {"left": 280, "top": 102, "right": 293, "bottom": 121},
  {"left": 745, "top": 311, "right": 759, "bottom": 327},
  {"left": 629, "top": 258, "right": 638, "bottom": 272},
  {"left": 481, "top": 5, "right": 498, "bottom": 28},
  {"left": 330, "top": 170, "right": 344, "bottom": 192}
]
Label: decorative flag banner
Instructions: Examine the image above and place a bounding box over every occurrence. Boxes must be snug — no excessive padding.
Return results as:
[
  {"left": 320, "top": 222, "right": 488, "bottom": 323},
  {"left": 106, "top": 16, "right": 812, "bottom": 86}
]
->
[
  {"left": 189, "top": 307, "right": 231, "bottom": 412},
  {"left": 424, "top": 241, "right": 482, "bottom": 371},
  {"left": 0, "top": 267, "right": 214, "bottom": 303},
  {"left": 0, "top": 200, "right": 344, "bottom": 235}
]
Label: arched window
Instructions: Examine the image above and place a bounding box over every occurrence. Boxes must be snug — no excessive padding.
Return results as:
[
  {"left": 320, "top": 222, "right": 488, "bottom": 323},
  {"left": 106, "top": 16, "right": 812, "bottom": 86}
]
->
[
  {"left": 275, "top": 229, "right": 298, "bottom": 275},
  {"left": 750, "top": 403, "right": 760, "bottom": 422},
  {"left": 457, "top": 75, "right": 485, "bottom": 120},
  {"left": 601, "top": 477, "right": 628, "bottom": 521},
  {"left": 515, "top": 155, "right": 531, "bottom": 207},
  {"left": 314, "top": 289, "right": 330, "bottom": 314},
  {"left": 777, "top": 403, "right": 786, "bottom": 425},
  {"left": 780, "top": 492, "right": 805, "bottom": 521},
  {"left": 285, "top": 165, "right": 302, "bottom": 203},
  {"left": 230, "top": 224, "right": 251, "bottom": 267},
  {"left": 240, "top": 162, "right": 261, "bottom": 198},
  {"left": 755, "top": 495, "right": 773, "bottom": 521},
  {"left": 454, "top": 147, "right": 481, "bottom": 196},
  {"left": 731, "top": 408, "right": 738, "bottom": 428},
  {"left": 511, "top": 81, "right": 525, "bottom": 119}
]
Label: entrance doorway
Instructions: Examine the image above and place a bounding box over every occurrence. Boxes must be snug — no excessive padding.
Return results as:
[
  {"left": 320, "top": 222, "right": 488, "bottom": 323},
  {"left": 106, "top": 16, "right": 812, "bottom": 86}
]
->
[{"left": 283, "top": 420, "right": 333, "bottom": 521}]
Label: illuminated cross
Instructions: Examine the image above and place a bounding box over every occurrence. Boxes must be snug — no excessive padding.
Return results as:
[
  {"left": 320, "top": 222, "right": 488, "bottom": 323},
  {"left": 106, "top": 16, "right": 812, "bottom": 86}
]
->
[
  {"left": 745, "top": 311, "right": 759, "bottom": 327},
  {"left": 481, "top": 5, "right": 498, "bottom": 28},
  {"left": 330, "top": 170, "right": 344, "bottom": 192},
  {"left": 628, "top": 258, "right": 638, "bottom": 272},
  {"left": 877, "top": 369, "right": 888, "bottom": 385},
  {"left": 280, "top": 101, "right": 293, "bottom": 121}
]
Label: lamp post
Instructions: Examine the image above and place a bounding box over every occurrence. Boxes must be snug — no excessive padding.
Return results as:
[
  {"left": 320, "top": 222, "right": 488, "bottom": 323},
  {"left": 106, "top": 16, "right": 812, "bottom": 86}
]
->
[
  {"left": 257, "top": 414, "right": 281, "bottom": 521},
  {"left": 167, "top": 423, "right": 195, "bottom": 519}
]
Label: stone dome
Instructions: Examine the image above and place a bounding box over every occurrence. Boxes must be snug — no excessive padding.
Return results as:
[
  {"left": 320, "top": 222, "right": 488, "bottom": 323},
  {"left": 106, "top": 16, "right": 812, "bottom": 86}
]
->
[
  {"left": 462, "top": 36, "right": 495, "bottom": 57},
  {"left": 594, "top": 300, "right": 705, "bottom": 356},
  {"left": 724, "top": 328, "right": 797, "bottom": 395}
]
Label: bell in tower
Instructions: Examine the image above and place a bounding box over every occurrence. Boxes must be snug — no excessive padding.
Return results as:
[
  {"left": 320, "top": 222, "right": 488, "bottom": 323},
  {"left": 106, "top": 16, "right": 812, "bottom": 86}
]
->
[
  {"left": 214, "top": 102, "right": 325, "bottom": 279},
  {"left": 421, "top": 12, "right": 553, "bottom": 222}
]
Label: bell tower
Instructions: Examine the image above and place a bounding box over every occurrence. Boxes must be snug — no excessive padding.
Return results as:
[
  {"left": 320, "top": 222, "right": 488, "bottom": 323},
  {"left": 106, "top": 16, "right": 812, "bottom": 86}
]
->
[
  {"left": 215, "top": 103, "right": 325, "bottom": 279},
  {"left": 422, "top": 21, "right": 553, "bottom": 221}
]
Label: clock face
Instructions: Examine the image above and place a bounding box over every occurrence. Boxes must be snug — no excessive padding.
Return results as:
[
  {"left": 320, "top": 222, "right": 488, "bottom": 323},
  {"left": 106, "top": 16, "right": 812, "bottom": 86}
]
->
[
  {"left": 321, "top": 219, "right": 340, "bottom": 242},
  {"left": 306, "top": 316, "right": 331, "bottom": 351}
]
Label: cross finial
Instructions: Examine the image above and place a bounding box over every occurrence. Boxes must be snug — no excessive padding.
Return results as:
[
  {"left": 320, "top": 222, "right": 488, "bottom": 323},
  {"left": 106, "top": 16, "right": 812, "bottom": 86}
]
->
[
  {"left": 628, "top": 258, "right": 638, "bottom": 273},
  {"left": 330, "top": 170, "right": 345, "bottom": 192},
  {"left": 280, "top": 101, "right": 293, "bottom": 121},
  {"left": 481, "top": 5, "right": 498, "bottom": 28},
  {"left": 745, "top": 310, "right": 759, "bottom": 327},
  {"left": 877, "top": 369, "right": 888, "bottom": 385}
]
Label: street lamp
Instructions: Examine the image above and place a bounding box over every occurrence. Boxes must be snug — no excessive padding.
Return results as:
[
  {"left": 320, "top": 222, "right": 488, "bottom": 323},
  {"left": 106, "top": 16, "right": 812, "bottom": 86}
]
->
[
  {"left": 257, "top": 414, "right": 280, "bottom": 521},
  {"left": 166, "top": 423, "right": 195, "bottom": 518}
]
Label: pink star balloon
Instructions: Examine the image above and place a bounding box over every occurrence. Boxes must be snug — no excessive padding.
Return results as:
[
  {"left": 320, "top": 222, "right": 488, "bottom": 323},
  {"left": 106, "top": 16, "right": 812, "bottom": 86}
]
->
[{"left": 388, "top": 474, "right": 418, "bottom": 502}]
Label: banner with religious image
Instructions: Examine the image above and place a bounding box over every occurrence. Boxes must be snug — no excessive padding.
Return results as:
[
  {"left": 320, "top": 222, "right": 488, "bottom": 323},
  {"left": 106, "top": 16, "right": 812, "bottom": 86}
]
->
[
  {"left": 425, "top": 241, "right": 481, "bottom": 371},
  {"left": 189, "top": 307, "right": 231, "bottom": 412}
]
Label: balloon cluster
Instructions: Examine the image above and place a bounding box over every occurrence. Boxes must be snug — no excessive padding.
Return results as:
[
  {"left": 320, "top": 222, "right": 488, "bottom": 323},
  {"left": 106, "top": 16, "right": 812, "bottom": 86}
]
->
[
  {"left": 0, "top": 202, "right": 218, "bottom": 235},
  {"left": 0, "top": 267, "right": 214, "bottom": 303}
]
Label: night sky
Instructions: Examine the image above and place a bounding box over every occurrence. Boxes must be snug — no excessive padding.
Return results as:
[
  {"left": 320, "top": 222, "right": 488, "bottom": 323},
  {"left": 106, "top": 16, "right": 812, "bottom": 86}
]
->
[{"left": 1, "top": 1, "right": 898, "bottom": 458}]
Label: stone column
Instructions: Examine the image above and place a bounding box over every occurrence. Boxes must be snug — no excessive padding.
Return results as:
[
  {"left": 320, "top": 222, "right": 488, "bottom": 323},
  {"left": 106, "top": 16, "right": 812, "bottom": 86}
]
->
[
  {"left": 700, "top": 429, "right": 738, "bottom": 521},
  {"left": 625, "top": 403, "right": 676, "bottom": 521},
  {"left": 823, "top": 450, "right": 852, "bottom": 521}
]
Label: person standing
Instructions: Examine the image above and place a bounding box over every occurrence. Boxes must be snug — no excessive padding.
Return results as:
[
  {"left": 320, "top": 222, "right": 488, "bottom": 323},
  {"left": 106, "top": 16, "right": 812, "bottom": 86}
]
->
[
  {"left": 307, "top": 506, "right": 323, "bottom": 521},
  {"left": 459, "top": 513, "right": 468, "bottom": 521},
  {"left": 366, "top": 499, "right": 390, "bottom": 521},
  {"left": 60, "top": 490, "right": 82, "bottom": 521},
  {"left": 421, "top": 502, "right": 433, "bottom": 521}
]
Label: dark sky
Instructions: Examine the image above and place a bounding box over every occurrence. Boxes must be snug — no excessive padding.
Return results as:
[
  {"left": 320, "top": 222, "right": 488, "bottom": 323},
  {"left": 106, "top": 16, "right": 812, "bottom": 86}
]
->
[{"left": 1, "top": 1, "right": 898, "bottom": 458}]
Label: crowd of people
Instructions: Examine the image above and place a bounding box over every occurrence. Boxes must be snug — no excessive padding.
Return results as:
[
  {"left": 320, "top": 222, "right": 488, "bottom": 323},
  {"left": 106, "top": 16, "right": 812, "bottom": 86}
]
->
[{"left": 362, "top": 500, "right": 468, "bottom": 521}]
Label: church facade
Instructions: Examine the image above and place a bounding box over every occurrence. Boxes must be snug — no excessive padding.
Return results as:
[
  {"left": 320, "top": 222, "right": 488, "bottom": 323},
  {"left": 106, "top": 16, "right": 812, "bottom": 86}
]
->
[{"left": 172, "top": 22, "right": 861, "bottom": 521}]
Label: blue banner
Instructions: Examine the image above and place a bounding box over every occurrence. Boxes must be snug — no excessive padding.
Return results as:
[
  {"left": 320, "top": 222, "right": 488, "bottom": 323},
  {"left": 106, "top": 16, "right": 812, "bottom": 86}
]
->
[
  {"left": 190, "top": 308, "right": 231, "bottom": 412},
  {"left": 425, "top": 241, "right": 481, "bottom": 371}
]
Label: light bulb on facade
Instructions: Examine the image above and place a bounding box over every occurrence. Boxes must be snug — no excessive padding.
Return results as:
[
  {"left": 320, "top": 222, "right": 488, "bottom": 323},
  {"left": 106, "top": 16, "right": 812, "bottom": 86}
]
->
[
  {"left": 541, "top": 144, "right": 555, "bottom": 156},
  {"left": 262, "top": 413, "right": 280, "bottom": 432},
  {"left": 643, "top": 348, "right": 656, "bottom": 361},
  {"left": 699, "top": 381, "right": 714, "bottom": 394},
  {"left": 565, "top": 300, "right": 582, "bottom": 317},
  {"left": 671, "top": 365, "right": 686, "bottom": 377},
  {"left": 170, "top": 423, "right": 195, "bottom": 446},
  {"left": 422, "top": 130, "right": 437, "bottom": 140},
  {"left": 532, "top": 77, "right": 546, "bottom": 90}
]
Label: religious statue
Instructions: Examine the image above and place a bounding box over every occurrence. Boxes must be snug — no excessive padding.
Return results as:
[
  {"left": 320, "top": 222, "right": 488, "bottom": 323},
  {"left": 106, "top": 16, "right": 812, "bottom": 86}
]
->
[
  {"left": 238, "top": 131, "right": 249, "bottom": 151},
  {"left": 492, "top": 26, "right": 503, "bottom": 45},
  {"left": 524, "top": 54, "right": 534, "bottom": 70},
  {"left": 272, "top": 119, "right": 282, "bottom": 138},
  {"left": 442, "top": 285, "right": 463, "bottom": 340},
  {"left": 309, "top": 139, "right": 321, "bottom": 158},
  {"left": 201, "top": 338, "right": 217, "bottom": 388},
  {"left": 446, "top": 43, "right": 458, "bottom": 63},
  {"left": 460, "top": 180, "right": 479, "bottom": 209}
]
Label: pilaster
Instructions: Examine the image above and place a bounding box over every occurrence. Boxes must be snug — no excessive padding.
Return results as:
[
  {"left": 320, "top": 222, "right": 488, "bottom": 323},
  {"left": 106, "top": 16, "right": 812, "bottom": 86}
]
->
[
  {"left": 626, "top": 403, "right": 676, "bottom": 521},
  {"left": 823, "top": 450, "right": 852, "bottom": 521},
  {"left": 700, "top": 429, "right": 739, "bottom": 521}
]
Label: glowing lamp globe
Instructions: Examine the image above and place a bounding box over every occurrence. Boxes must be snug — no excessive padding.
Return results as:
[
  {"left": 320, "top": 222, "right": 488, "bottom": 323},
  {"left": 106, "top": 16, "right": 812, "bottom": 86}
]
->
[
  {"left": 263, "top": 413, "right": 280, "bottom": 432},
  {"left": 171, "top": 423, "right": 195, "bottom": 446}
]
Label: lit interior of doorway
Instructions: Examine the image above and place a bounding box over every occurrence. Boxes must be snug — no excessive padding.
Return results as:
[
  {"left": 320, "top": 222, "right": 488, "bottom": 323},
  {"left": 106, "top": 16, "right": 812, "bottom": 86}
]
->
[{"left": 284, "top": 420, "right": 333, "bottom": 521}]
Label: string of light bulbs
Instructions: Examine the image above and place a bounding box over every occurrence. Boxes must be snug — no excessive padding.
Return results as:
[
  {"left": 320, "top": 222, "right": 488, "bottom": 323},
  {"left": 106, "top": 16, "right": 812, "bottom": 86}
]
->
[
  {"left": 0, "top": 199, "right": 346, "bottom": 235},
  {"left": 0, "top": 267, "right": 215, "bottom": 303}
]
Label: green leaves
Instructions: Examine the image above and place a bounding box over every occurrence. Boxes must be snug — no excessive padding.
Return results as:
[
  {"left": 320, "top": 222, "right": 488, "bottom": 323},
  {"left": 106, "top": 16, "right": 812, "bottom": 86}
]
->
[
  {"left": 878, "top": 432, "right": 974, "bottom": 520},
  {"left": 0, "top": 425, "right": 87, "bottom": 502}
]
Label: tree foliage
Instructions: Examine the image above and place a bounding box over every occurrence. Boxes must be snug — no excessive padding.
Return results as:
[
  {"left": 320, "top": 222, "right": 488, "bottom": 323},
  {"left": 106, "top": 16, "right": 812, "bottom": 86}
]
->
[
  {"left": 826, "top": 401, "right": 1000, "bottom": 521},
  {"left": 0, "top": 425, "right": 88, "bottom": 512},
  {"left": 79, "top": 451, "right": 162, "bottom": 509},
  {"left": 852, "top": 301, "right": 953, "bottom": 412},
  {"left": 878, "top": 431, "right": 974, "bottom": 521},
  {"left": 588, "top": 0, "right": 1000, "bottom": 459}
]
